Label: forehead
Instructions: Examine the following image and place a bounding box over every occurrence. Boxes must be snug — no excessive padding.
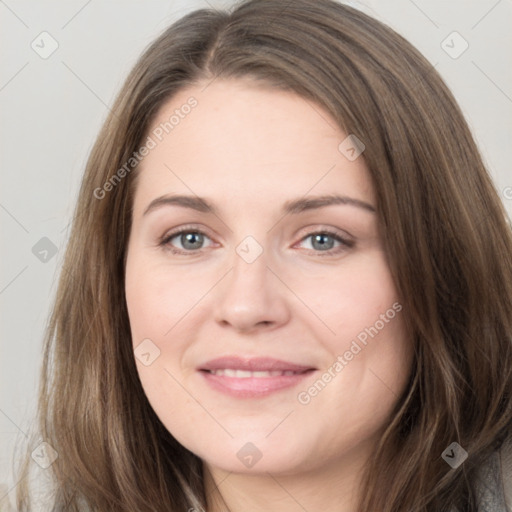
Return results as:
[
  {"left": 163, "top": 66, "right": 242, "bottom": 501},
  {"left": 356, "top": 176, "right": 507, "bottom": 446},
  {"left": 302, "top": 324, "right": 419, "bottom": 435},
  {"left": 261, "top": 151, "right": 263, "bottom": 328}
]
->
[{"left": 133, "top": 79, "right": 374, "bottom": 213}]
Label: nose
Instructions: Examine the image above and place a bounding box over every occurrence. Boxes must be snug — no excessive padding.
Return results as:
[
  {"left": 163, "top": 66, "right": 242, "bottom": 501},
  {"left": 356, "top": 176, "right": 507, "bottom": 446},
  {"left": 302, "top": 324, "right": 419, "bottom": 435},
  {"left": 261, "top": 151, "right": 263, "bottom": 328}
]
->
[{"left": 213, "top": 246, "right": 291, "bottom": 333}]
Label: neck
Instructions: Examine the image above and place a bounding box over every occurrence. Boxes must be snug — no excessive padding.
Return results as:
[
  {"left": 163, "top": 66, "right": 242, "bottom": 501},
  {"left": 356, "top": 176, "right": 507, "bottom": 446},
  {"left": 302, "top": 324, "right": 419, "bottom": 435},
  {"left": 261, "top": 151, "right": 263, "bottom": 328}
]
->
[{"left": 203, "top": 441, "right": 373, "bottom": 512}]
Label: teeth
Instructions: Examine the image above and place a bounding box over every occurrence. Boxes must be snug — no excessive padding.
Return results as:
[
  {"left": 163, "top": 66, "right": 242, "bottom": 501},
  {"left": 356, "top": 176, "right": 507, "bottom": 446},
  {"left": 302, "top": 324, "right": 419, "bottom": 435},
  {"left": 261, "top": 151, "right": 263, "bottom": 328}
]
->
[{"left": 208, "top": 369, "right": 298, "bottom": 378}]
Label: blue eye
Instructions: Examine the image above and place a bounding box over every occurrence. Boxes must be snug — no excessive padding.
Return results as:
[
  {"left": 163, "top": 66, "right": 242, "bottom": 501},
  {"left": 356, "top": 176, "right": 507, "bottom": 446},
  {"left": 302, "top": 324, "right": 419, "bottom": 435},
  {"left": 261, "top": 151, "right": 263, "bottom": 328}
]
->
[
  {"left": 298, "top": 231, "right": 353, "bottom": 254},
  {"left": 159, "top": 227, "right": 353, "bottom": 256},
  {"left": 160, "top": 229, "right": 213, "bottom": 253}
]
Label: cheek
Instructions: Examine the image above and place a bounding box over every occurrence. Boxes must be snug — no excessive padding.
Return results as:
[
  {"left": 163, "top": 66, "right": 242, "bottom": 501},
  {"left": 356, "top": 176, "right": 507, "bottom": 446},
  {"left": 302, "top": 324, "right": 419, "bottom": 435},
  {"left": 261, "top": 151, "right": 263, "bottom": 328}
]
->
[
  {"left": 125, "top": 254, "right": 205, "bottom": 346},
  {"left": 290, "top": 249, "right": 400, "bottom": 347},
  {"left": 125, "top": 253, "right": 199, "bottom": 423}
]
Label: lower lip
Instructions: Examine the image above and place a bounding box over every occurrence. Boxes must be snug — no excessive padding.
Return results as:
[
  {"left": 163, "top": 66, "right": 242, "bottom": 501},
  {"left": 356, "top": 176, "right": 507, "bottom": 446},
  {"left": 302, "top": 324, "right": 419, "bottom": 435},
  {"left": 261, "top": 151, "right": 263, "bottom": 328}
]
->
[{"left": 199, "top": 370, "right": 315, "bottom": 398}]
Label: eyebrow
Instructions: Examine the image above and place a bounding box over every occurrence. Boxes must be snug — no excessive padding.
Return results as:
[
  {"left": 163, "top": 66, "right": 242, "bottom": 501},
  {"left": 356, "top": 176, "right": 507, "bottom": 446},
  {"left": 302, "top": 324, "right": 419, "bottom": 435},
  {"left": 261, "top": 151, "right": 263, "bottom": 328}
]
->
[{"left": 142, "top": 193, "right": 376, "bottom": 217}]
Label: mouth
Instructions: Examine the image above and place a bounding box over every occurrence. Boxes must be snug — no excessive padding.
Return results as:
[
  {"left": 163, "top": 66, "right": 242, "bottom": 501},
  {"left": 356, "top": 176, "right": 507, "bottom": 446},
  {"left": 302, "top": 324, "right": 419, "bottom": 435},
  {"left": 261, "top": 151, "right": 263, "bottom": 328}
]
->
[
  {"left": 203, "top": 369, "right": 307, "bottom": 377},
  {"left": 198, "top": 357, "right": 316, "bottom": 398}
]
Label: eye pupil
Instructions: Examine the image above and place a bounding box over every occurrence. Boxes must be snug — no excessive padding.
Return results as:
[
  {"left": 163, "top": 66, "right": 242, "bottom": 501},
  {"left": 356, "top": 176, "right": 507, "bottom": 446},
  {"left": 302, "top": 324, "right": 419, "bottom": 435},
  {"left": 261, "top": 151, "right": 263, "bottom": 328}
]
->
[
  {"left": 312, "top": 233, "right": 334, "bottom": 251},
  {"left": 181, "top": 232, "right": 203, "bottom": 250},
  {"left": 166, "top": 230, "right": 345, "bottom": 254}
]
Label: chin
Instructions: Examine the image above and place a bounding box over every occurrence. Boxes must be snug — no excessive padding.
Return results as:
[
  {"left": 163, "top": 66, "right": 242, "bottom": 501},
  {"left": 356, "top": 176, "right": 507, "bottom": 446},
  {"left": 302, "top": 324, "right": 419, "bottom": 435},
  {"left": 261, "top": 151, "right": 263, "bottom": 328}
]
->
[{"left": 188, "top": 435, "right": 315, "bottom": 475}]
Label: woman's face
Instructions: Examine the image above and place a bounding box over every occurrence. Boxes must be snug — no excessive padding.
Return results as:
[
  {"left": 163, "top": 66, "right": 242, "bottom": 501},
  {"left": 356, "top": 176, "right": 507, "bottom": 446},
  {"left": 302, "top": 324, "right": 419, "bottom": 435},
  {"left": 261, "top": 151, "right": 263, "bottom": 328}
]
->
[{"left": 125, "top": 78, "right": 413, "bottom": 475}]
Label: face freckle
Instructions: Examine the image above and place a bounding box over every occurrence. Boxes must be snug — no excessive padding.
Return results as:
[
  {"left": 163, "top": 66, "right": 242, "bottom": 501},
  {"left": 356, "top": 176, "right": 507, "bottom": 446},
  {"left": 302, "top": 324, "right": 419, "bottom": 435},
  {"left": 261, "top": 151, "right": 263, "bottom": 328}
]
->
[{"left": 125, "top": 78, "right": 413, "bottom": 478}]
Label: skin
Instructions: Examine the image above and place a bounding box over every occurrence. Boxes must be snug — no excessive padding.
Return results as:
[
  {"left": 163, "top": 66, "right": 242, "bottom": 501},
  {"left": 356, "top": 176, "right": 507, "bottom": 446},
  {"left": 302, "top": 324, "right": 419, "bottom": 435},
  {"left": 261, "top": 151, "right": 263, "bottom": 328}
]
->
[{"left": 125, "top": 78, "right": 413, "bottom": 512}]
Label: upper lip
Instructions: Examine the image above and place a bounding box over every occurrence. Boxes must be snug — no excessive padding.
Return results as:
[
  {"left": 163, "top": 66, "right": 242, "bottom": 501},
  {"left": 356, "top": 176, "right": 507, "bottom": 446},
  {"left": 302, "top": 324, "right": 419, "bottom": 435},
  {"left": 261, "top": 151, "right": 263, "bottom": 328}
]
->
[{"left": 199, "top": 356, "right": 316, "bottom": 373}]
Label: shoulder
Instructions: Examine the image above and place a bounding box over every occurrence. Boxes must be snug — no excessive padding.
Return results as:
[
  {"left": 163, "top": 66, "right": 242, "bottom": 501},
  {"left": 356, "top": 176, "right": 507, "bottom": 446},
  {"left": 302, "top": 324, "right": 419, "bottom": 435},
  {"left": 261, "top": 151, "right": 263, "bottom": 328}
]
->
[
  {"left": 500, "top": 437, "right": 512, "bottom": 512},
  {"left": 474, "top": 438, "right": 512, "bottom": 512}
]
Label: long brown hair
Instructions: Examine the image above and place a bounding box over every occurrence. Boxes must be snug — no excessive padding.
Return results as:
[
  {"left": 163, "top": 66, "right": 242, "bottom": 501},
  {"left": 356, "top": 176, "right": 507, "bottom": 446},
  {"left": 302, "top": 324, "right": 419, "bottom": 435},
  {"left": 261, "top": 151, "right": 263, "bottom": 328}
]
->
[{"left": 14, "top": 0, "right": 512, "bottom": 510}]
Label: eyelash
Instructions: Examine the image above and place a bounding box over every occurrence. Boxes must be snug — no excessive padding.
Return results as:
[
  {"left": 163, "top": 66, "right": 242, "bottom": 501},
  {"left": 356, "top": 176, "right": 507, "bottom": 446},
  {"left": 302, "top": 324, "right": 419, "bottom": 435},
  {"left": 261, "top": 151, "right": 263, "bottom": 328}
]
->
[{"left": 159, "top": 225, "right": 354, "bottom": 257}]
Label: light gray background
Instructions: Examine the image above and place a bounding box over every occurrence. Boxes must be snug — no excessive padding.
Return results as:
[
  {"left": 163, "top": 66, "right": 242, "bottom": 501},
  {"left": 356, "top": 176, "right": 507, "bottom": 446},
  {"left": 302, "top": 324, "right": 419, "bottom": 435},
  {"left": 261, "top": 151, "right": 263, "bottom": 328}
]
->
[{"left": 1, "top": 0, "right": 511, "bottom": 508}]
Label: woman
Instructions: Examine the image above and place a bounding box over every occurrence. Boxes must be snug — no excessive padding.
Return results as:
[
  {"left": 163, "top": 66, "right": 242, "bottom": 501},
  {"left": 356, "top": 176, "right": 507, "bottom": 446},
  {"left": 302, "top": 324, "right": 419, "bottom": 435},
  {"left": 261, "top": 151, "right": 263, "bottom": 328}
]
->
[{"left": 14, "top": 0, "right": 512, "bottom": 510}]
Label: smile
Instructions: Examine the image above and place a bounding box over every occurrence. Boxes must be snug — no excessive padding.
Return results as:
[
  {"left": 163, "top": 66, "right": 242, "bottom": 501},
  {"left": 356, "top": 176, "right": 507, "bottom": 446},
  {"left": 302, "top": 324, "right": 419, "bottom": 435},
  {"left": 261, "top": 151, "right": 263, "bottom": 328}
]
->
[
  {"left": 198, "top": 357, "right": 316, "bottom": 398},
  {"left": 205, "top": 369, "right": 302, "bottom": 377}
]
